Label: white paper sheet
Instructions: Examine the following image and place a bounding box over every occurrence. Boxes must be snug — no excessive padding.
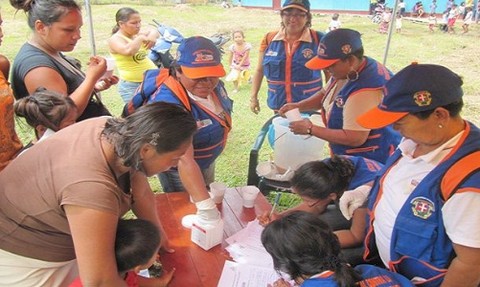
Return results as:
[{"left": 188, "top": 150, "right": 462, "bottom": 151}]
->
[{"left": 217, "top": 260, "right": 281, "bottom": 287}]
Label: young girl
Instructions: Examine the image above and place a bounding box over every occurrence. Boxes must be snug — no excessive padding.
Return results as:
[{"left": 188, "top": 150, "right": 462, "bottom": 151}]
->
[
  {"left": 69, "top": 219, "right": 175, "bottom": 287},
  {"left": 226, "top": 30, "right": 252, "bottom": 93},
  {"left": 462, "top": 7, "right": 473, "bottom": 33},
  {"left": 258, "top": 155, "right": 383, "bottom": 265},
  {"left": 14, "top": 88, "right": 78, "bottom": 149},
  {"left": 261, "top": 211, "right": 414, "bottom": 287},
  {"left": 379, "top": 7, "right": 392, "bottom": 34},
  {"left": 395, "top": 13, "right": 403, "bottom": 33}
]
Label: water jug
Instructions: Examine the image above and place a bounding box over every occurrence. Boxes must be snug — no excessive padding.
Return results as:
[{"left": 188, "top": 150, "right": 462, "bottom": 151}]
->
[{"left": 272, "top": 117, "right": 325, "bottom": 172}]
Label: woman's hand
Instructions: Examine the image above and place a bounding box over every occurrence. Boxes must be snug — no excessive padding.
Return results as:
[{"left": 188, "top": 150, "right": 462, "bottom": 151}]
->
[
  {"left": 278, "top": 103, "right": 299, "bottom": 117},
  {"left": 289, "top": 119, "right": 311, "bottom": 135},
  {"left": 250, "top": 97, "right": 260, "bottom": 114},
  {"left": 95, "top": 75, "right": 119, "bottom": 91},
  {"left": 85, "top": 56, "right": 107, "bottom": 82},
  {"left": 257, "top": 210, "right": 280, "bottom": 226},
  {"left": 268, "top": 278, "right": 293, "bottom": 287}
]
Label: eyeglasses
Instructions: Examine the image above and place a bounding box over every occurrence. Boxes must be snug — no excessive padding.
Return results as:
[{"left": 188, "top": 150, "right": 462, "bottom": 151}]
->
[{"left": 281, "top": 12, "right": 307, "bottom": 18}]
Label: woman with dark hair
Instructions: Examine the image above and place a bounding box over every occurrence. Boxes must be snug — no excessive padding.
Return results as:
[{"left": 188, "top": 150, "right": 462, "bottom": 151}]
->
[
  {"left": 0, "top": 102, "right": 217, "bottom": 286},
  {"left": 9, "top": 0, "right": 118, "bottom": 121},
  {"left": 258, "top": 155, "right": 382, "bottom": 265},
  {"left": 249, "top": 0, "right": 324, "bottom": 113},
  {"left": 279, "top": 28, "right": 400, "bottom": 164},
  {"left": 107, "top": 7, "right": 158, "bottom": 103},
  {"left": 261, "top": 211, "right": 413, "bottom": 287}
]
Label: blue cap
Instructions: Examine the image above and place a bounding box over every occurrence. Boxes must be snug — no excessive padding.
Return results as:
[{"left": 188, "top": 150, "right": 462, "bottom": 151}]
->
[
  {"left": 176, "top": 36, "right": 226, "bottom": 79},
  {"left": 306, "top": 29, "right": 363, "bottom": 70},
  {"left": 357, "top": 63, "right": 464, "bottom": 129},
  {"left": 282, "top": 0, "right": 310, "bottom": 12}
]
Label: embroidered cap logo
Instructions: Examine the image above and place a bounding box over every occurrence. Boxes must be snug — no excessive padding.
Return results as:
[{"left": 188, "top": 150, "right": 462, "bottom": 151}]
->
[
  {"left": 413, "top": 91, "right": 432, "bottom": 107},
  {"left": 193, "top": 50, "right": 215, "bottom": 64},
  {"left": 341, "top": 44, "right": 352, "bottom": 55}
]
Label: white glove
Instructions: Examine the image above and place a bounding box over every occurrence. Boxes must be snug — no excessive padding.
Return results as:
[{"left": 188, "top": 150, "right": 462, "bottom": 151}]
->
[
  {"left": 339, "top": 185, "right": 371, "bottom": 220},
  {"left": 195, "top": 198, "right": 221, "bottom": 222}
]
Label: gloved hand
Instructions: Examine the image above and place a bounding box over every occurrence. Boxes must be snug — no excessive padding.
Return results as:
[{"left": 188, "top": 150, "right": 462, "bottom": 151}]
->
[
  {"left": 339, "top": 185, "right": 371, "bottom": 220},
  {"left": 195, "top": 198, "right": 221, "bottom": 222}
]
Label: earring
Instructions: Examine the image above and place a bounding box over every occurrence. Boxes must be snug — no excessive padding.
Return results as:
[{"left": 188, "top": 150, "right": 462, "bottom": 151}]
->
[
  {"left": 346, "top": 69, "right": 359, "bottom": 81},
  {"left": 438, "top": 124, "right": 444, "bottom": 128}
]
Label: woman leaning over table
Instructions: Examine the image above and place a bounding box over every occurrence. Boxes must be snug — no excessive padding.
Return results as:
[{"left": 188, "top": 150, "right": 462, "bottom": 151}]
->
[
  {"left": 107, "top": 7, "right": 158, "bottom": 103},
  {"left": 9, "top": 0, "right": 118, "bottom": 121},
  {"left": 249, "top": 0, "right": 324, "bottom": 114},
  {"left": 0, "top": 102, "right": 220, "bottom": 287},
  {"left": 279, "top": 28, "right": 400, "bottom": 164}
]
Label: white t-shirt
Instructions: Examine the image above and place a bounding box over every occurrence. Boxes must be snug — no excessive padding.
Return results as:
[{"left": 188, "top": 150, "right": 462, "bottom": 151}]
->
[{"left": 373, "top": 132, "right": 480, "bottom": 265}]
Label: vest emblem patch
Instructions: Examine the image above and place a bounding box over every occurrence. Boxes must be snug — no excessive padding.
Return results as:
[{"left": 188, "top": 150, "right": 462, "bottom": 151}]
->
[
  {"left": 410, "top": 197, "right": 435, "bottom": 219},
  {"left": 302, "top": 48, "right": 314, "bottom": 59}
]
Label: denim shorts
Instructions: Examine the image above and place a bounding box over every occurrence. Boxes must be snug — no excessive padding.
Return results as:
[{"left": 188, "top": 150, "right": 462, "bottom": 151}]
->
[
  {"left": 118, "top": 80, "right": 141, "bottom": 104},
  {"left": 157, "top": 162, "right": 216, "bottom": 193}
]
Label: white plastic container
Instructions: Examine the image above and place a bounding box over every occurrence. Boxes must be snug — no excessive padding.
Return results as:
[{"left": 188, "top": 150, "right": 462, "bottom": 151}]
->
[
  {"left": 191, "top": 217, "right": 224, "bottom": 251},
  {"left": 272, "top": 117, "right": 325, "bottom": 172}
]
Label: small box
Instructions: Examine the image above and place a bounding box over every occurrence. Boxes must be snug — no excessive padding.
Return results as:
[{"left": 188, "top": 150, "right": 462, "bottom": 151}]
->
[{"left": 191, "top": 218, "right": 224, "bottom": 250}]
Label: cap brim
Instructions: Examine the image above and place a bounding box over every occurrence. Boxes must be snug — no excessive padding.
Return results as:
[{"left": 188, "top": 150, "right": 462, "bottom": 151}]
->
[
  {"left": 305, "top": 56, "right": 340, "bottom": 70},
  {"left": 281, "top": 4, "right": 308, "bottom": 12},
  {"left": 357, "top": 107, "right": 408, "bottom": 129},
  {"left": 181, "top": 65, "right": 226, "bottom": 79}
]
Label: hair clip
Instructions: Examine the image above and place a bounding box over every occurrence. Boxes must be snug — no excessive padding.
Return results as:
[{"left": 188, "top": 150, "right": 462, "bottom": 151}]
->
[{"left": 149, "top": 132, "right": 160, "bottom": 146}]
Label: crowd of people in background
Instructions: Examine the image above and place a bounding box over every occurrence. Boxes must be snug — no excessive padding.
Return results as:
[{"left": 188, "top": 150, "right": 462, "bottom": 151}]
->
[{"left": 0, "top": 0, "right": 479, "bottom": 286}]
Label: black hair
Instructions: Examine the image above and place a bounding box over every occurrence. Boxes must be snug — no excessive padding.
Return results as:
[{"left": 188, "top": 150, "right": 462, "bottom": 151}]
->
[
  {"left": 14, "top": 88, "right": 77, "bottom": 139},
  {"left": 261, "top": 211, "right": 362, "bottom": 286},
  {"left": 115, "top": 219, "right": 160, "bottom": 273},
  {"left": 101, "top": 102, "right": 197, "bottom": 171},
  {"left": 10, "top": 0, "right": 80, "bottom": 30},
  {"left": 290, "top": 155, "right": 355, "bottom": 200},
  {"left": 112, "top": 7, "right": 139, "bottom": 34},
  {"left": 412, "top": 99, "right": 464, "bottom": 120}
]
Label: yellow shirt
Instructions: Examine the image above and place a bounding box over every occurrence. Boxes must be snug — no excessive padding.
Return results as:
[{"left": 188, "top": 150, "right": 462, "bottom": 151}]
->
[{"left": 110, "top": 34, "right": 157, "bottom": 82}]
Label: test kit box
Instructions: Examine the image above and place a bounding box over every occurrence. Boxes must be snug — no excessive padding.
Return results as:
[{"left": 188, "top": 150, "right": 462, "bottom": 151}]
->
[{"left": 191, "top": 218, "right": 224, "bottom": 250}]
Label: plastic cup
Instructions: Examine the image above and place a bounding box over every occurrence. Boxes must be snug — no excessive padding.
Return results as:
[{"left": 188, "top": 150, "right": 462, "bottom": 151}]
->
[
  {"left": 241, "top": 186, "right": 260, "bottom": 208},
  {"left": 209, "top": 182, "right": 227, "bottom": 204},
  {"left": 284, "top": 108, "right": 302, "bottom": 122},
  {"left": 102, "top": 57, "right": 115, "bottom": 79}
]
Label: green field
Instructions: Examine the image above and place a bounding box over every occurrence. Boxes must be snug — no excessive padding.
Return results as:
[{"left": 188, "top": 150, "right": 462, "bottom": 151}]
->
[{"left": 3, "top": 1, "right": 479, "bottom": 206}]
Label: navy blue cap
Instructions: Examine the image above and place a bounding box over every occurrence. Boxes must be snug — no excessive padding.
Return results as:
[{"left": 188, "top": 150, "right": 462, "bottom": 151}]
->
[
  {"left": 282, "top": 0, "right": 310, "bottom": 12},
  {"left": 357, "top": 63, "right": 463, "bottom": 129},
  {"left": 306, "top": 29, "right": 363, "bottom": 70}
]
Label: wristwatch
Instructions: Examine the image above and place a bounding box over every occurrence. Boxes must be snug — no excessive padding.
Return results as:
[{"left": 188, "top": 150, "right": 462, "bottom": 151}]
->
[{"left": 306, "top": 121, "right": 313, "bottom": 135}]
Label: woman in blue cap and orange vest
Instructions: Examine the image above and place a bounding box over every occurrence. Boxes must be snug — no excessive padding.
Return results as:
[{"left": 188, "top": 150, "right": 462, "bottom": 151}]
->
[
  {"left": 249, "top": 0, "right": 324, "bottom": 114},
  {"left": 345, "top": 63, "right": 480, "bottom": 287},
  {"left": 134, "top": 36, "right": 233, "bottom": 194},
  {"left": 279, "top": 28, "right": 400, "bottom": 164}
]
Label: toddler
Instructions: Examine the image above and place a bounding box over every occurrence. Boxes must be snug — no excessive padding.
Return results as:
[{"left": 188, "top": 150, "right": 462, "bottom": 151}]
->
[
  {"left": 326, "top": 13, "right": 341, "bottom": 32},
  {"left": 225, "top": 30, "right": 252, "bottom": 93},
  {"left": 395, "top": 13, "right": 403, "bottom": 33},
  {"left": 428, "top": 13, "right": 437, "bottom": 32}
]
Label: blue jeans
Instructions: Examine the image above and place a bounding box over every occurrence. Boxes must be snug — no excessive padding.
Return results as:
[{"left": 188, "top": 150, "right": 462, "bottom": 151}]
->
[
  {"left": 118, "top": 80, "right": 140, "bottom": 103},
  {"left": 158, "top": 162, "right": 216, "bottom": 193}
]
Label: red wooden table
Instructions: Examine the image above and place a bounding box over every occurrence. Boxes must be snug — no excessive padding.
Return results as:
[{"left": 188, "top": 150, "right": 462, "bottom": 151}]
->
[{"left": 155, "top": 188, "right": 272, "bottom": 287}]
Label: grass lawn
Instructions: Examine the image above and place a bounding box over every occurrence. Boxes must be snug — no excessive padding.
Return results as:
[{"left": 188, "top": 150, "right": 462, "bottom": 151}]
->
[{"left": 3, "top": 0, "right": 479, "bottom": 208}]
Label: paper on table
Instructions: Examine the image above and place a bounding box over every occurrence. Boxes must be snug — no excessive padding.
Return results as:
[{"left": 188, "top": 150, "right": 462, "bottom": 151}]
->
[{"left": 217, "top": 260, "right": 281, "bottom": 287}]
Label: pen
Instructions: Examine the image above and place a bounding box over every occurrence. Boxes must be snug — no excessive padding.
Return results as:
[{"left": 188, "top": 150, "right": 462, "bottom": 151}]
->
[{"left": 269, "top": 192, "right": 282, "bottom": 219}]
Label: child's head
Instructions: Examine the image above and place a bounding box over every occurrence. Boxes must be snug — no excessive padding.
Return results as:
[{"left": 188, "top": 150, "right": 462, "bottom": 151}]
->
[
  {"left": 261, "top": 211, "right": 361, "bottom": 286},
  {"left": 14, "top": 88, "right": 77, "bottom": 139},
  {"left": 332, "top": 13, "right": 339, "bottom": 20},
  {"left": 232, "top": 30, "right": 245, "bottom": 43},
  {"left": 115, "top": 219, "right": 161, "bottom": 273},
  {"left": 290, "top": 156, "right": 355, "bottom": 209}
]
